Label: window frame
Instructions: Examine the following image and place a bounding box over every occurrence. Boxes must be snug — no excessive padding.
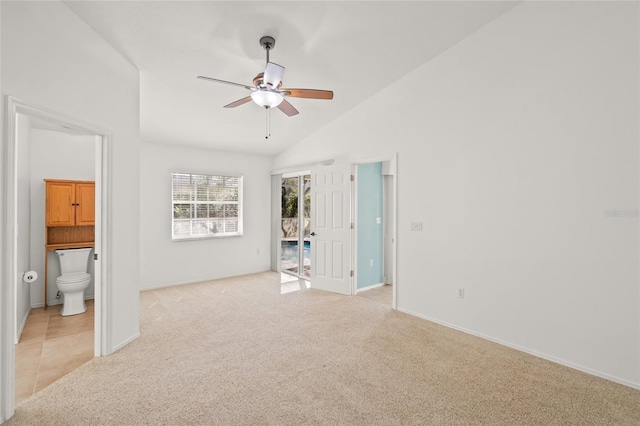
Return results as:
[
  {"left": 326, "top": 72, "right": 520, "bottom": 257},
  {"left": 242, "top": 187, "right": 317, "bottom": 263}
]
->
[{"left": 171, "top": 171, "right": 244, "bottom": 241}]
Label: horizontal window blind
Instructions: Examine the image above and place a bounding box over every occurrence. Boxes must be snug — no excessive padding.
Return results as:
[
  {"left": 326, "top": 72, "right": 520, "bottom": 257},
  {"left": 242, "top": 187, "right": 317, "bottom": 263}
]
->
[{"left": 172, "top": 172, "right": 243, "bottom": 240}]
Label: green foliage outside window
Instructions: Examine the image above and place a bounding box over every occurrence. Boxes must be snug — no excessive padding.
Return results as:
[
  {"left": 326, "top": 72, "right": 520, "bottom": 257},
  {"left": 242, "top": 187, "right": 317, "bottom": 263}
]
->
[{"left": 281, "top": 177, "right": 310, "bottom": 219}]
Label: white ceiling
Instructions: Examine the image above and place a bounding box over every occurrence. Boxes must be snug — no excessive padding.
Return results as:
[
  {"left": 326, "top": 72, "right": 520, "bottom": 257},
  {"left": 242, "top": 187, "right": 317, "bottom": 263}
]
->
[{"left": 64, "top": 1, "right": 518, "bottom": 156}]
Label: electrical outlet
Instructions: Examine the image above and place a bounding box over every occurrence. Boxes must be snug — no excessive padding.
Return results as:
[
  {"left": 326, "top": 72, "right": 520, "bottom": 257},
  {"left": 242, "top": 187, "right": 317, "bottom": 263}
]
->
[
  {"left": 458, "top": 288, "right": 465, "bottom": 299},
  {"left": 411, "top": 222, "right": 423, "bottom": 231},
  {"left": 369, "top": 259, "right": 374, "bottom": 267}
]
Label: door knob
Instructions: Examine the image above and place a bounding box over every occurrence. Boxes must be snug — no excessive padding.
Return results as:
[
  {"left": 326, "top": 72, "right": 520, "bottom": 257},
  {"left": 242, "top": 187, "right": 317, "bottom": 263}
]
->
[{"left": 310, "top": 232, "right": 317, "bottom": 236}]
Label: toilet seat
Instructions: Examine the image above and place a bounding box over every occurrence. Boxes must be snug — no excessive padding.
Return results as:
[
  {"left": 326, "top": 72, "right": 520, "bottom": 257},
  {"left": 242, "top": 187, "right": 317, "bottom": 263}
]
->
[{"left": 57, "top": 272, "right": 91, "bottom": 284}]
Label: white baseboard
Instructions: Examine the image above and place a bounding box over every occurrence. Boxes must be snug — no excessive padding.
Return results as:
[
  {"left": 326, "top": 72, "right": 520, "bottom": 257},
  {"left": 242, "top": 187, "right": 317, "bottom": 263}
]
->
[
  {"left": 356, "top": 282, "right": 386, "bottom": 293},
  {"left": 15, "top": 307, "right": 31, "bottom": 343},
  {"left": 111, "top": 332, "right": 140, "bottom": 354},
  {"left": 139, "top": 269, "right": 272, "bottom": 292},
  {"left": 397, "top": 306, "right": 640, "bottom": 391},
  {"left": 31, "top": 295, "right": 95, "bottom": 309},
  {"left": 32, "top": 300, "right": 64, "bottom": 309}
]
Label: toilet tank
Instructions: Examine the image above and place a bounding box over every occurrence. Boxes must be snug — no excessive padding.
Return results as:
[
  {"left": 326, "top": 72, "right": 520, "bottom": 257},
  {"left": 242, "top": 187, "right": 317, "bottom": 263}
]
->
[{"left": 55, "top": 248, "right": 92, "bottom": 274}]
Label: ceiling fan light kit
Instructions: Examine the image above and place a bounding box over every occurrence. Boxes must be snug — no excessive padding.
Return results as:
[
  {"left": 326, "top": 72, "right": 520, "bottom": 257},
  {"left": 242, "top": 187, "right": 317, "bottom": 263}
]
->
[
  {"left": 250, "top": 90, "right": 284, "bottom": 108},
  {"left": 198, "top": 35, "right": 334, "bottom": 138}
]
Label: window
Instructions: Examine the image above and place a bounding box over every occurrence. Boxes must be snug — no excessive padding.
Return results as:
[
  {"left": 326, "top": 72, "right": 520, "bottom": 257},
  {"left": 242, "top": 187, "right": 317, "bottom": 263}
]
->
[{"left": 172, "top": 172, "right": 243, "bottom": 240}]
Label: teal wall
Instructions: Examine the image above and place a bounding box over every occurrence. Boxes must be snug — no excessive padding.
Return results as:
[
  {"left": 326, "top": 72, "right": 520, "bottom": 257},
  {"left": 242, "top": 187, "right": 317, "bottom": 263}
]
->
[{"left": 357, "top": 162, "right": 383, "bottom": 289}]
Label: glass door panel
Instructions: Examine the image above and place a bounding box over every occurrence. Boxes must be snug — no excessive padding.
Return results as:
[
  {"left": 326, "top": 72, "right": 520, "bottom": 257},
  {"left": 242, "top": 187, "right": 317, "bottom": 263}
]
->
[
  {"left": 281, "top": 176, "right": 300, "bottom": 275},
  {"left": 280, "top": 174, "right": 312, "bottom": 279},
  {"left": 302, "top": 174, "right": 311, "bottom": 279}
]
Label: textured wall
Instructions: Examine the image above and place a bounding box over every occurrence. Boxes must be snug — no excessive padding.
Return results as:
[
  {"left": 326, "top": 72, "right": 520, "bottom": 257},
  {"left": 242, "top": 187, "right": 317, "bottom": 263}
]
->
[
  {"left": 2, "top": 0, "right": 141, "bottom": 353},
  {"left": 139, "top": 142, "right": 272, "bottom": 290},
  {"left": 273, "top": 2, "right": 640, "bottom": 387}
]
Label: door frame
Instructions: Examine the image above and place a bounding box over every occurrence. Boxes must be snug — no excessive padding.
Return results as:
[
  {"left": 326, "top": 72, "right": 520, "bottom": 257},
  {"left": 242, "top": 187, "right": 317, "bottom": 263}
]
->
[
  {"left": 1, "top": 96, "right": 111, "bottom": 418},
  {"left": 352, "top": 154, "right": 398, "bottom": 309}
]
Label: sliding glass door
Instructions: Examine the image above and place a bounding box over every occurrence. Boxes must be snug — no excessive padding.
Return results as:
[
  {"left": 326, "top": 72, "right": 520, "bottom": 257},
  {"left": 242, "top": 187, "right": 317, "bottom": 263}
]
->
[{"left": 281, "top": 173, "right": 311, "bottom": 279}]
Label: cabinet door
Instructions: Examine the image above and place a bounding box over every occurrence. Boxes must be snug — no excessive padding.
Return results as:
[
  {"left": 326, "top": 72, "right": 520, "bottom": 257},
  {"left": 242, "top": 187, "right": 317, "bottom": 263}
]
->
[
  {"left": 75, "top": 183, "right": 95, "bottom": 226},
  {"left": 46, "top": 182, "right": 76, "bottom": 226}
]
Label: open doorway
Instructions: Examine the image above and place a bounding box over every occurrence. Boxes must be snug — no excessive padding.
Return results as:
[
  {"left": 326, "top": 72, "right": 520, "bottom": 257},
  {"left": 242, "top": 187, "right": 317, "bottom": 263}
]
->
[
  {"left": 2, "top": 97, "right": 109, "bottom": 413},
  {"left": 280, "top": 172, "right": 311, "bottom": 280},
  {"left": 15, "top": 116, "right": 96, "bottom": 404},
  {"left": 354, "top": 157, "right": 397, "bottom": 308}
]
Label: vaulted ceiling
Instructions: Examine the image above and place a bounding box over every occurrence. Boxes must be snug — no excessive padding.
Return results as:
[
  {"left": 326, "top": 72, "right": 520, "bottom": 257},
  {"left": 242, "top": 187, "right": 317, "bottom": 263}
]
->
[{"left": 64, "top": 1, "right": 518, "bottom": 155}]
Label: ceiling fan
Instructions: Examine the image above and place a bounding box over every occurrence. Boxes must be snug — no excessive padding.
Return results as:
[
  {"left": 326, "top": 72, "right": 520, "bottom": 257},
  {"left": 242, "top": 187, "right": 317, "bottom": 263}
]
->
[{"left": 197, "top": 36, "right": 333, "bottom": 137}]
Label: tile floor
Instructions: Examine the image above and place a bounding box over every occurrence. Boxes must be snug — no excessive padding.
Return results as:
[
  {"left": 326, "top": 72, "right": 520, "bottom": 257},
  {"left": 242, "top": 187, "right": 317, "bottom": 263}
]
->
[
  {"left": 280, "top": 273, "right": 393, "bottom": 306},
  {"left": 356, "top": 284, "right": 393, "bottom": 305},
  {"left": 15, "top": 300, "right": 94, "bottom": 405},
  {"left": 280, "top": 273, "right": 311, "bottom": 294}
]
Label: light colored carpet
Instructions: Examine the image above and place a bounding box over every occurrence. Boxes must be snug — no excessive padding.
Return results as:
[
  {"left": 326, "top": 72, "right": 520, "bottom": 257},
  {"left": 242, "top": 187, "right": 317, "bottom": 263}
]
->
[{"left": 7, "top": 271, "right": 640, "bottom": 425}]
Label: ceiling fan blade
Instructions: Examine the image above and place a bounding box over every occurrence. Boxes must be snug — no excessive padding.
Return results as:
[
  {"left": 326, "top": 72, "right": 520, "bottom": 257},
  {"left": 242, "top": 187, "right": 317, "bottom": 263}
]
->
[
  {"left": 263, "top": 62, "right": 285, "bottom": 88},
  {"left": 224, "top": 96, "right": 252, "bottom": 108},
  {"left": 281, "top": 88, "right": 334, "bottom": 100},
  {"left": 277, "top": 99, "right": 299, "bottom": 117},
  {"left": 197, "top": 76, "right": 253, "bottom": 90}
]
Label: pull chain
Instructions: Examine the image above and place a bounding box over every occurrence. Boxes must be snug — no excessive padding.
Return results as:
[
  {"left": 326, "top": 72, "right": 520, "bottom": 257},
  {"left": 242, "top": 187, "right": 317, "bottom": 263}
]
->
[
  {"left": 265, "top": 106, "right": 271, "bottom": 139},
  {"left": 264, "top": 41, "right": 272, "bottom": 139}
]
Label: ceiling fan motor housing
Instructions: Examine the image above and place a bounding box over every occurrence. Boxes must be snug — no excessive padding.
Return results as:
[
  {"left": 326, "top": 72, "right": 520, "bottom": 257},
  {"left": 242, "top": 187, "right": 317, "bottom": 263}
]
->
[{"left": 252, "top": 73, "right": 282, "bottom": 89}]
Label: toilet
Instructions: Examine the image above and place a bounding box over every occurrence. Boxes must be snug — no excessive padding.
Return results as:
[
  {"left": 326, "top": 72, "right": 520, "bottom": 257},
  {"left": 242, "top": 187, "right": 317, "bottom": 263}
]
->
[{"left": 55, "top": 248, "right": 92, "bottom": 316}]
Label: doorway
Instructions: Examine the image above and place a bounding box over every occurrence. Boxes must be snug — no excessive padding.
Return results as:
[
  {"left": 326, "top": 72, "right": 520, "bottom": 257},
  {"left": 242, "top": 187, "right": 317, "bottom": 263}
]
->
[
  {"left": 353, "top": 156, "right": 397, "bottom": 308},
  {"left": 271, "top": 156, "right": 396, "bottom": 304},
  {"left": 1, "top": 97, "right": 109, "bottom": 415},
  {"left": 280, "top": 172, "right": 311, "bottom": 280}
]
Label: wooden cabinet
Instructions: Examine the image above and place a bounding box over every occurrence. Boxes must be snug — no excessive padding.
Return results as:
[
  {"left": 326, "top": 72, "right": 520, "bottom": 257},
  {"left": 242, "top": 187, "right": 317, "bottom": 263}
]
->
[
  {"left": 75, "top": 183, "right": 95, "bottom": 226},
  {"left": 46, "top": 180, "right": 95, "bottom": 226},
  {"left": 44, "top": 179, "right": 95, "bottom": 308}
]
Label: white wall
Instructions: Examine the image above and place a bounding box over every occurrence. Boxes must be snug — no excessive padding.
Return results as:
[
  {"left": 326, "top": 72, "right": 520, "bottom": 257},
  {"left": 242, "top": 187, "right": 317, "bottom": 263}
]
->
[
  {"left": 16, "top": 115, "right": 31, "bottom": 340},
  {"left": 1, "top": 1, "right": 141, "bottom": 353},
  {"left": 0, "top": 1, "right": 5, "bottom": 418},
  {"left": 139, "top": 142, "right": 272, "bottom": 290},
  {"left": 273, "top": 2, "right": 640, "bottom": 387},
  {"left": 29, "top": 128, "right": 95, "bottom": 307}
]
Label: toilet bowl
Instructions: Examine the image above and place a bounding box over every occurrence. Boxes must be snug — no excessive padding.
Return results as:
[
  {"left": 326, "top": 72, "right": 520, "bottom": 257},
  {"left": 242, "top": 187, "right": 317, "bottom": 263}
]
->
[{"left": 55, "top": 248, "right": 92, "bottom": 316}]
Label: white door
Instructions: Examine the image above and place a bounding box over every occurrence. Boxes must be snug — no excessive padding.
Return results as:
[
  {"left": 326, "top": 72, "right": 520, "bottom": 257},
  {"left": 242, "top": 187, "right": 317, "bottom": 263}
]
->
[{"left": 310, "top": 164, "right": 352, "bottom": 295}]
